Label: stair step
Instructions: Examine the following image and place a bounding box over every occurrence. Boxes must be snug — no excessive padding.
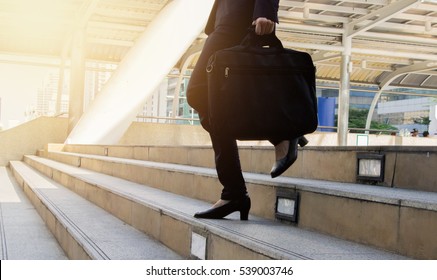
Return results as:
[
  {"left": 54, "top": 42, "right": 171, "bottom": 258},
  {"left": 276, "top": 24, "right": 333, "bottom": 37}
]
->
[
  {"left": 18, "top": 155, "right": 407, "bottom": 260},
  {"left": 0, "top": 167, "right": 67, "bottom": 260},
  {"left": 9, "top": 161, "right": 182, "bottom": 260},
  {"left": 33, "top": 151, "right": 437, "bottom": 259},
  {"left": 48, "top": 150, "right": 437, "bottom": 211},
  {"left": 61, "top": 144, "right": 437, "bottom": 193}
]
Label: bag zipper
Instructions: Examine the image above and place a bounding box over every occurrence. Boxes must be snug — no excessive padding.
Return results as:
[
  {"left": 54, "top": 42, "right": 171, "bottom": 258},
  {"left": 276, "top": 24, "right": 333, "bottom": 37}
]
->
[{"left": 223, "top": 66, "right": 314, "bottom": 78}]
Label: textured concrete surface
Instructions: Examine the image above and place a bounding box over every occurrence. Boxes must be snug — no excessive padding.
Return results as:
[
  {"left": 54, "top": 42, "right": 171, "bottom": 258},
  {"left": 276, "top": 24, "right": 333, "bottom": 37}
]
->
[
  {"left": 33, "top": 151, "right": 437, "bottom": 259},
  {"left": 18, "top": 155, "right": 414, "bottom": 260},
  {"left": 45, "top": 151, "right": 437, "bottom": 211},
  {"left": 0, "top": 117, "right": 68, "bottom": 166},
  {"left": 9, "top": 162, "right": 182, "bottom": 260},
  {"left": 0, "top": 167, "right": 67, "bottom": 260},
  {"left": 60, "top": 143, "right": 437, "bottom": 193}
]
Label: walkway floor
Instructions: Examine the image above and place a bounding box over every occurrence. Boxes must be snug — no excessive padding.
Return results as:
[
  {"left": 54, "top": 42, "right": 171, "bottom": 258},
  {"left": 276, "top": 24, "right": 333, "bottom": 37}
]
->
[{"left": 0, "top": 167, "right": 67, "bottom": 260}]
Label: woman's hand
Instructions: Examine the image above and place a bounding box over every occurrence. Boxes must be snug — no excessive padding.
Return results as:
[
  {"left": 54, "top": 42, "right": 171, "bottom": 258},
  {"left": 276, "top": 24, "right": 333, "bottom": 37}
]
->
[{"left": 252, "top": 17, "right": 275, "bottom": 35}]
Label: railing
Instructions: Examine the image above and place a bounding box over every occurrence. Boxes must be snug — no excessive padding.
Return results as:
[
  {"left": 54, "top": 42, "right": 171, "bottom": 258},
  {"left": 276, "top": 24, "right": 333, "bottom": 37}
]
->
[
  {"left": 135, "top": 115, "right": 200, "bottom": 125},
  {"left": 136, "top": 115, "right": 399, "bottom": 135},
  {"left": 318, "top": 126, "right": 398, "bottom": 135}
]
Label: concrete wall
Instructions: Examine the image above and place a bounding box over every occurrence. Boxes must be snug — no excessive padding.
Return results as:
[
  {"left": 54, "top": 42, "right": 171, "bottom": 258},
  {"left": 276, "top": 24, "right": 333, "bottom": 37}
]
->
[
  {"left": 119, "top": 122, "right": 437, "bottom": 147},
  {"left": 0, "top": 117, "right": 68, "bottom": 166},
  {"left": 118, "top": 122, "right": 437, "bottom": 192},
  {"left": 118, "top": 122, "right": 212, "bottom": 146},
  {"left": 278, "top": 146, "right": 437, "bottom": 193}
]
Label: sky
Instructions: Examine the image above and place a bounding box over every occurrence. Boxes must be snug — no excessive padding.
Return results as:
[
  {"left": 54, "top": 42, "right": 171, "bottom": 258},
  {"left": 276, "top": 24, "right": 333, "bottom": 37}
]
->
[{"left": 0, "top": 63, "right": 54, "bottom": 129}]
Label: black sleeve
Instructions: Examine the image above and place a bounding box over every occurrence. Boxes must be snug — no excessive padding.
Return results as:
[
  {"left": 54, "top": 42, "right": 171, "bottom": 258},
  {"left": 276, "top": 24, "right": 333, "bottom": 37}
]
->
[{"left": 253, "top": 0, "right": 279, "bottom": 23}]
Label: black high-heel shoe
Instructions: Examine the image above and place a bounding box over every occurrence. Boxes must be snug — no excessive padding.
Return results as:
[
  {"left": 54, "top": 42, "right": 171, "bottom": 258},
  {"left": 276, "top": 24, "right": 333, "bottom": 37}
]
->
[
  {"left": 270, "top": 136, "right": 308, "bottom": 178},
  {"left": 194, "top": 196, "right": 251, "bottom": 220},
  {"left": 298, "top": 136, "right": 309, "bottom": 147}
]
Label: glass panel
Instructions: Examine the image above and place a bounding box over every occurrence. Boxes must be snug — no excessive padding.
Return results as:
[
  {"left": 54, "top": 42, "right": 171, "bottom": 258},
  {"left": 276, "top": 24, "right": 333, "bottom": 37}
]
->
[
  {"left": 277, "top": 198, "right": 295, "bottom": 216},
  {"left": 358, "top": 159, "right": 381, "bottom": 177}
]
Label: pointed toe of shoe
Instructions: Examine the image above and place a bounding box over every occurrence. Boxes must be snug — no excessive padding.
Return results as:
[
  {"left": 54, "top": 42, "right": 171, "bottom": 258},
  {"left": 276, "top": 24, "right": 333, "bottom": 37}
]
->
[
  {"left": 270, "top": 159, "right": 293, "bottom": 178},
  {"left": 193, "top": 209, "right": 220, "bottom": 219},
  {"left": 270, "top": 140, "right": 299, "bottom": 178}
]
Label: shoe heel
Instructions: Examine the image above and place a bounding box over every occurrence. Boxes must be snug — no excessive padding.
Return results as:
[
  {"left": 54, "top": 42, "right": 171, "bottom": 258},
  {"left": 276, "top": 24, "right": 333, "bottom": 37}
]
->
[
  {"left": 240, "top": 210, "right": 249, "bottom": 221},
  {"left": 239, "top": 197, "right": 251, "bottom": 221},
  {"left": 298, "top": 136, "right": 309, "bottom": 147}
]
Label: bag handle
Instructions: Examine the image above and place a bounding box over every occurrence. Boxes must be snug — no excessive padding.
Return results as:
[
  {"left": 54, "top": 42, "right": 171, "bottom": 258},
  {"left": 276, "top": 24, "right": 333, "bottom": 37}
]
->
[{"left": 240, "top": 27, "right": 284, "bottom": 52}]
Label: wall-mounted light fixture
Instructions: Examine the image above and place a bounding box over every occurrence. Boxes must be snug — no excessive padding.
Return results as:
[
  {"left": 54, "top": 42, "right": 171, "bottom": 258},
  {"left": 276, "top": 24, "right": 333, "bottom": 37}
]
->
[
  {"left": 356, "top": 153, "right": 385, "bottom": 182},
  {"left": 275, "top": 188, "right": 299, "bottom": 223},
  {"left": 191, "top": 231, "right": 206, "bottom": 260}
]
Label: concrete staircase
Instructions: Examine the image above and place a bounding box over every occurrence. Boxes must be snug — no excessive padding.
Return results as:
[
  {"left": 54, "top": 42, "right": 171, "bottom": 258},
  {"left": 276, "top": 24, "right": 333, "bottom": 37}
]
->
[
  {"left": 4, "top": 143, "right": 437, "bottom": 259},
  {"left": 0, "top": 167, "right": 67, "bottom": 260},
  {"left": 4, "top": 162, "right": 181, "bottom": 260}
]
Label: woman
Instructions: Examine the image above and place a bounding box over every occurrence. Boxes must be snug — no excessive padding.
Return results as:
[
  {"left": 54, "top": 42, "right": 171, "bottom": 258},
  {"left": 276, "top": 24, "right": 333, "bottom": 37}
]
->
[{"left": 187, "top": 0, "right": 307, "bottom": 220}]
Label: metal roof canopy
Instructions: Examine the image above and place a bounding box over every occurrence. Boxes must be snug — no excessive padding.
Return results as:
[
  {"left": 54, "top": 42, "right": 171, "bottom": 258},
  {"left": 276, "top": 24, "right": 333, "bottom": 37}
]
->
[
  {"left": 0, "top": 0, "right": 436, "bottom": 90},
  {"left": 1, "top": 0, "right": 437, "bottom": 140}
]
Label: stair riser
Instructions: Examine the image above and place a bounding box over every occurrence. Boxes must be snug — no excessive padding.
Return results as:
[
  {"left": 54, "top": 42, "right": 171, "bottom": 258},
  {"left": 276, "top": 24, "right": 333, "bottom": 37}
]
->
[
  {"left": 299, "top": 191, "right": 437, "bottom": 259},
  {"left": 62, "top": 145, "right": 280, "bottom": 179},
  {"left": 44, "top": 152, "right": 278, "bottom": 219},
  {"left": 63, "top": 145, "right": 217, "bottom": 169},
  {"left": 22, "top": 157, "right": 279, "bottom": 260},
  {"left": 10, "top": 165, "right": 92, "bottom": 260},
  {"left": 63, "top": 145, "right": 437, "bottom": 193},
  {"left": 34, "top": 153, "right": 437, "bottom": 259}
]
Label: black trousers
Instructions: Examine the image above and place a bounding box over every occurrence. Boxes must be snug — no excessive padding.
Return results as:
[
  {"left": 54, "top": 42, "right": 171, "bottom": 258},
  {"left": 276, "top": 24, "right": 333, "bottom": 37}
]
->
[
  {"left": 188, "top": 27, "right": 246, "bottom": 200},
  {"left": 187, "top": 26, "right": 281, "bottom": 201}
]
